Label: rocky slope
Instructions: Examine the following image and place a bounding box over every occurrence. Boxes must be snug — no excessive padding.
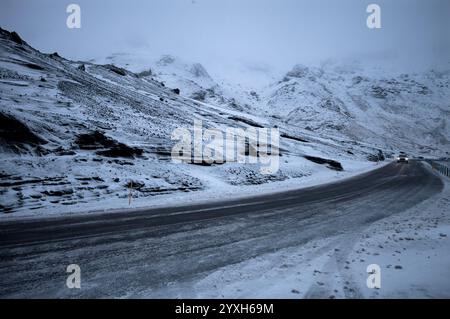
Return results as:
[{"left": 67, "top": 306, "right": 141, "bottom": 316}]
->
[
  {"left": 0, "top": 27, "right": 447, "bottom": 216},
  {"left": 264, "top": 62, "right": 450, "bottom": 156}
]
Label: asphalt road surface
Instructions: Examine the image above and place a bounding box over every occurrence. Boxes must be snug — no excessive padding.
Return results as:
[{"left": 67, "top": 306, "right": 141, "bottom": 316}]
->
[{"left": 0, "top": 161, "right": 444, "bottom": 298}]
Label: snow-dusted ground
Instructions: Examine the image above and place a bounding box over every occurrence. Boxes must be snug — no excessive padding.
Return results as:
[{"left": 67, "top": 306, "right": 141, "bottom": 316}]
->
[
  {"left": 0, "top": 28, "right": 398, "bottom": 218},
  {"left": 183, "top": 164, "right": 450, "bottom": 299},
  {"left": 1, "top": 27, "right": 449, "bottom": 221},
  {"left": 1, "top": 157, "right": 385, "bottom": 220},
  {"left": 2, "top": 160, "right": 444, "bottom": 299}
]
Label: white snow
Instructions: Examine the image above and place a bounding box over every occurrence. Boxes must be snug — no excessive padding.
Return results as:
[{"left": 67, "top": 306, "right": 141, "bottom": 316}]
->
[
  {"left": 1, "top": 28, "right": 449, "bottom": 221},
  {"left": 152, "top": 165, "right": 450, "bottom": 299}
]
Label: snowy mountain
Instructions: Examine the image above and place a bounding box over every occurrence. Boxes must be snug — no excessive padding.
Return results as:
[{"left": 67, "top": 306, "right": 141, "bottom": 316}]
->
[
  {"left": 0, "top": 27, "right": 448, "bottom": 216},
  {"left": 92, "top": 52, "right": 256, "bottom": 113},
  {"left": 263, "top": 62, "right": 450, "bottom": 156},
  {"left": 94, "top": 51, "right": 450, "bottom": 158}
]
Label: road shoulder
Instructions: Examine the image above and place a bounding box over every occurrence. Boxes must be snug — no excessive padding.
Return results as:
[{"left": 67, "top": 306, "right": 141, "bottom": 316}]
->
[{"left": 183, "top": 163, "right": 450, "bottom": 298}]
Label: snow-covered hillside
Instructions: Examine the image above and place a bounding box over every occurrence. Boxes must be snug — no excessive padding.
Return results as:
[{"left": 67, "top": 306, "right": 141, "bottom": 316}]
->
[
  {"left": 93, "top": 52, "right": 262, "bottom": 113},
  {"left": 94, "top": 51, "right": 450, "bottom": 158},
  {"left": 0, "top": 27, "right": 448, "bottom": 217},
  {"left": 264, "top": 62, "right": 450, "bottom": 156}
]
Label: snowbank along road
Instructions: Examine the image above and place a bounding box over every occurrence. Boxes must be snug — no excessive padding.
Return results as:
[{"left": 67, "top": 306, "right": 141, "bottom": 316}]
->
[{"left": 0, "top": 160, "right": 445, "bottom": 298}]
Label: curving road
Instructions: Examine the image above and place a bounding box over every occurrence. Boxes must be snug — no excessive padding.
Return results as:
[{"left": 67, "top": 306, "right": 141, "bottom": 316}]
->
[{"left": 0, "top": 161, "right": 444, "bottom": 298}]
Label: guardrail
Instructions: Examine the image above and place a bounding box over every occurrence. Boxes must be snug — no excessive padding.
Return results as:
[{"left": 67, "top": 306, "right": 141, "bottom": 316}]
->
[{"left": 427, "top": 160, "right": 450, "bottom": 178}]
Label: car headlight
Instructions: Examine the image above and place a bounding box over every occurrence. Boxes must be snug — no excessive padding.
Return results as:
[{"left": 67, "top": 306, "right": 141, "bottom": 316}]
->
[
  {"left": 397, "top": 157, "right": 400, "bottom": 160},
  {"left": 405, "top": 158, "right": 408, "bottom": 161}
]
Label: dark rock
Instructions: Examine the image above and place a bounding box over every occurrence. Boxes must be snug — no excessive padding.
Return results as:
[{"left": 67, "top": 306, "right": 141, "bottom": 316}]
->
[
  {"left": 352, "top": 76, "right": 365, "bottom": 85},
  {"left": 189, "top": 161, "right": 213, "bottom": 167},
  {"left": 319, "top": 98, "right": 342, "bottom": 112},
  {"left": 54, "top": 147, "right": 76, "bottom": 156},
  {"left": 42, "top": 189, "right": 74, "bottom": 196},
  {"left": 111, "top": 159, "right": 135, "bottom": 165},
  {"left": 172, "top": 88, "right": 180, "bottom": 95},
  {"left": 190, "top": 63, "right": 210, "bottom": 78},
  {"left": 24, "top": 63, "right": 44, "bottom": 71},
  {"left": 228, "top": 99, "right": 244, "bottom": 111},
  {"left": 304, "top": 155, "right": 343, "bottom": 171},
  {"left": 371, "top": 86, "right": 388, "bottom": 99},
  {"left": 1, "top": 204, "right": 13, "bottom": 214},
  {"left": 61, "top": 201, "right": 76, "bottom": 205},
  {"left": 367, "top": 150, "right": 385, "bottom": 162},
  {"left": 228, "top": 116, "right": 264, "bottom": 128},
  {"left": 75, "top": 131, "right": 116, "bottom": 150},
  {"left": 97, "top": 145, "right": 142, "bottom": 158},
  {"left": 10, "top": 31, "right": 24, "bottom": 45},
  {"left": 49, "top": 52, "right": 61, "bottom": 59},
  {"left": 191, "top": 90, "right": 207, "bottom": 101},
  {"left": 125, "top": 180, "right": 145, "bottom": 189},
  {"left": 104, "top": 64, "right": 127, "bottom": 76},
  {"left": 0, "top": 112, "right": 46, "bottom": 152},
  {"left": 137, "top": 69, "right": 152, "bottom": 77},
  {"left": 281, "top": 133, "right": 309, "bottom": 143},
  {"left": 250, "top": 91, "right": 259, "bottom": 100},
  {"left": 75, "top": 131, "right": 143, "bottom": 158}
]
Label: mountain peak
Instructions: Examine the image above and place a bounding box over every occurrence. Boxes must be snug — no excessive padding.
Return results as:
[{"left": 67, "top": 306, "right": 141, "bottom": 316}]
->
[
  {"left": 190, "top": 63, "right": 210, "bottom": 78},
  {"left": 0, "top": 27, "right": 26, "bottom": 46}
]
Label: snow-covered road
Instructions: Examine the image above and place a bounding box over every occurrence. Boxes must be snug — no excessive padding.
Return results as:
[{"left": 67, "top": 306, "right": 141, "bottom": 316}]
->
[{"left": 0, "top": 161, "right": 448, "bottom": 298}]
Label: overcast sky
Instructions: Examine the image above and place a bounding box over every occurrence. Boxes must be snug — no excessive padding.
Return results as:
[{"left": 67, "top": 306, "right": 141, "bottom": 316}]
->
[{"left": 1, "top": 0, "right": 449, "bottom": 74}]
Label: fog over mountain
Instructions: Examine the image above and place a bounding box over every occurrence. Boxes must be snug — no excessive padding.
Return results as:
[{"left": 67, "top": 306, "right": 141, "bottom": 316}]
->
[{"left": 1, "top": 0, "right": 449, "bottom": 83}]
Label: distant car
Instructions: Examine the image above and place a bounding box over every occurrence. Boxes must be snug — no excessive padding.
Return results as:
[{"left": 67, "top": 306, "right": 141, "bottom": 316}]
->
[{"left": 397, "top": 154, "right": 409, "bottom": 163}]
